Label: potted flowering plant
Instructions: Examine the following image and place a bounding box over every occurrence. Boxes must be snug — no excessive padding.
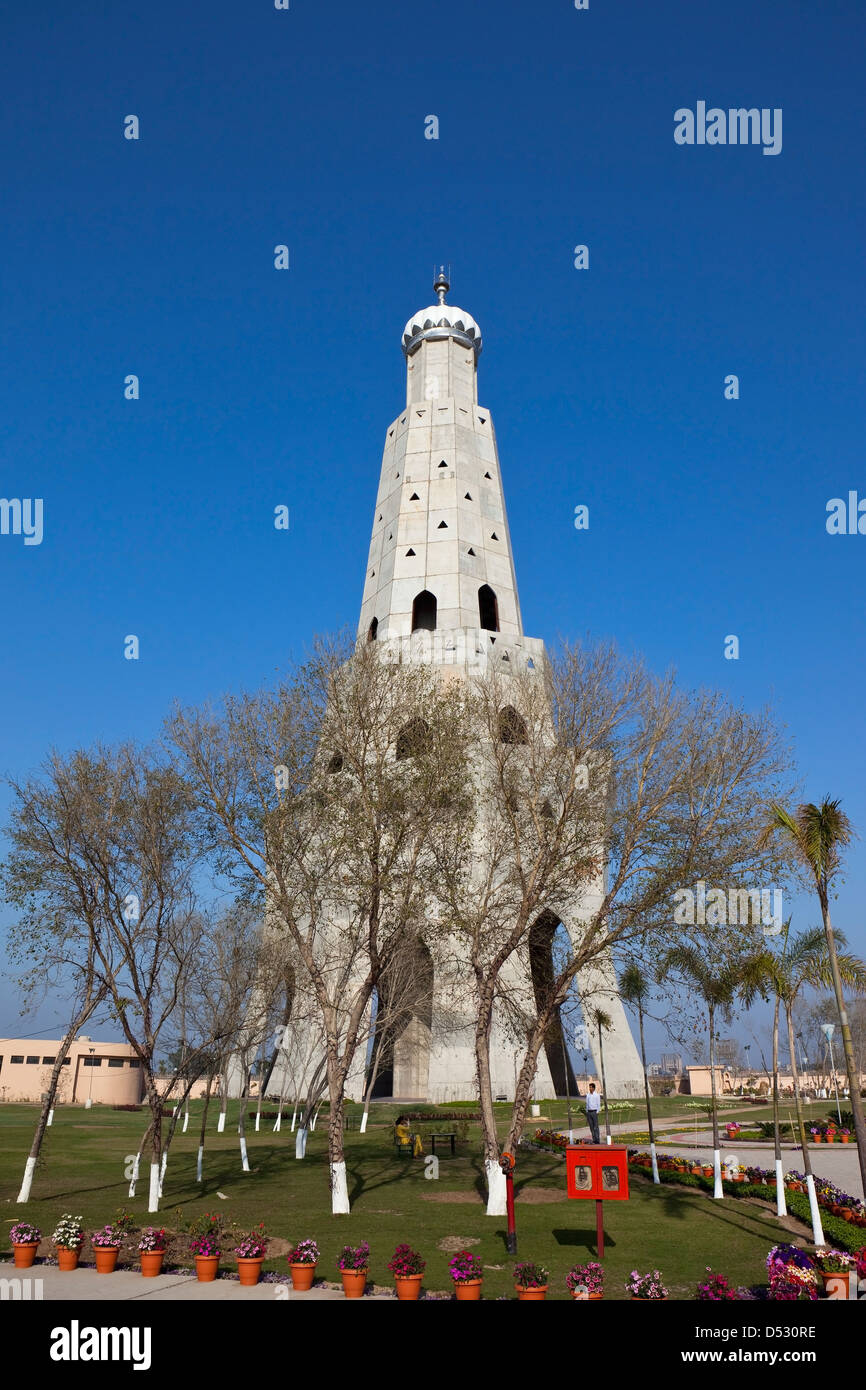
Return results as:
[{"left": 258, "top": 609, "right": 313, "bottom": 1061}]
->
[
  {"left": 10, "top": 1222, "right": 41, "bottom": 1269},
  {"left": 449, "top": 1249, "right": 483, "bottom": 1300},
  {"left": 840, "top": 1127, "right": 851, "bottom": 1144},
  {"left": 387, "top": 1244, "right": 425, "bottom": 1300},
  {"left": 337, "top": 1242, "right": 369, "bottom": 1299},
  {"left": 513, "top": 1260, "right": 549, "bottom": 1300},
  {"left": 91, "top": 1224, "right": 124, "bottom": 1274},
  {"left": 766, "top": 1244, "right": 818, "bottom": 1301},
  {"left": 566, "top": 1261, "right": 604, "bottom": 1300},
  {"left": 234, "top": 1224, "right": 269, "bottom": 1286},
  {"left": 52, "top": 1214, "right": 84, "bottom": 1271},
  {"left": 189, "top": 1213, "right": 223, "bottom": 1282},
  {"left": 626, "top": 1269, "right": 668, "bottom": 1301},
  {"left": 288, "top": 1238, "right": 319, "bottom": 1291},
  {"left": 696, "top": 1268, "right": 738, "bottom": 1300},
  {"left": 138, "top": 1227, "right": 167, "bottom": 1277},
  {"left": 815, "top": 1249, "right": 853, "bottom": 1299}
]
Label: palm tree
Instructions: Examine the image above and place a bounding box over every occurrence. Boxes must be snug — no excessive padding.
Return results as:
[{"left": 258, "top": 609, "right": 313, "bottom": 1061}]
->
[
  {"left": 657, "top": 946, "right": 767, "bottom": 1198},
  {"left": 762, "top": 799, "right": 866, "bottom": 1196},
  {"left": 620, "top": 963, "right": 659, "bottom": 1182},
  {"left": 586, "top": 1006, "right": 613, "bottom": 1142},
  {"left": 761, "top": 923, "right": 866, "bottom": 1243}
]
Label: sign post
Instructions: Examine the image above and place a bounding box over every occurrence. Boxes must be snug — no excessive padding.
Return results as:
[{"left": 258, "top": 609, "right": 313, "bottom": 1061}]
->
[
  {"left": 501, "top": 1151, "right": 517, "bottom": 1255},
  {"left": 566, "top": 1144, "right": 630, "bottom": 1259}
]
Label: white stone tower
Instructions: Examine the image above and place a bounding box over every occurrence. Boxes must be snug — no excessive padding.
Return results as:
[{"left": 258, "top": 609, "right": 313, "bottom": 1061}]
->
[{"left": 357, "top": 272, "right": 645, "bottom": 1102}]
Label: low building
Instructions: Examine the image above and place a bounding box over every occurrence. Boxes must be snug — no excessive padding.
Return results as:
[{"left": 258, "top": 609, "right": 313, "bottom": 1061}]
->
[{"left": 0, "top": 1036, "right": 144, "bottom": 1105}]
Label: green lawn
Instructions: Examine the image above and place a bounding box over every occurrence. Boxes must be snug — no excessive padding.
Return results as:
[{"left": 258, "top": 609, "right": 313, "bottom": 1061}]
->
[{"left": 0, "top": 1101, "right": 798, "bottom": 1299}]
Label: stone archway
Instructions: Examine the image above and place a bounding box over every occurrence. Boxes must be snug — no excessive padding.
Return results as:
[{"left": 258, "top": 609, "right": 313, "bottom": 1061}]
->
[
  {"left": 528, "top": 910, "right": 578, "bottom": 1097},
  {"left": 369, "top": 936, "right": 434, "bottom": 1099}
]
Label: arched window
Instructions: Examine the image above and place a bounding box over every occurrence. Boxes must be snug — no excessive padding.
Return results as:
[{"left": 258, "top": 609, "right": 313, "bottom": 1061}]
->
[
  {"left": 396, "top": 718, "right": 431, "bottom": 760},
  {"left": 498, "top": 705, "right": 528, "bottom": 745},
  {"left": 367, "top": 617, "right": 378, "bottom": 642},
  {"left": 478, "top": 584, "right": 499, "bottom": 632},
  {"left": 327, "top": 753, "right": 344, "bottom": 774},
  {"left": 411, "top": 590, "right": 437, "bottom": 632}
]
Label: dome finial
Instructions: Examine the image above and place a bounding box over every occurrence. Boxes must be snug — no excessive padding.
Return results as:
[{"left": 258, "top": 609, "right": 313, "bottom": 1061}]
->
[{"left": 433, "top": 264, "right": 450, "bottom": 305}]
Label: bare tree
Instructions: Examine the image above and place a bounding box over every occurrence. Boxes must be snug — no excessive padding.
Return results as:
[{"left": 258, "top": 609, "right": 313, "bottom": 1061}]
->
[{"left": 168, "top": 638, "right": 472, "bottom": 1213}]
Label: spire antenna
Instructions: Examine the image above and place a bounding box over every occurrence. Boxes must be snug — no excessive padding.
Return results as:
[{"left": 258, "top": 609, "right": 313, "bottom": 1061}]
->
[{"left": 433, "top": 264, "right": 450, "bottom": 305}]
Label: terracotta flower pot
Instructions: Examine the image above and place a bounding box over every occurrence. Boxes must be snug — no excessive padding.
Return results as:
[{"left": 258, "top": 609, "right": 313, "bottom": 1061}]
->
[
  {"left": 839, "top": 1208, "right": 853, "bottom": 1221},
  {"left": 841, "top": 1135, "right": 850, "bottom": 1143},
  {"left": 516, "top": 1285, "right": 548, "bottom": 1300},
  {"left": 57, "top": 1246, "right": 80, "bottom": 1272},
  {"left": 12, "top": 1243, "right": 39, "bottom": 1269},
  {"left": 289, "top": 1262, "right": 316, "bottom": 1291},
  {"left": 702, "top": 1167, "right": 713, "bottom": 1178},
  {"left": 341, "top": 1269, "right": 367, "bottom": 1299},
  {"left": 237, "top": 1257, "right": 264, "bottom": 1287},
  {"left": 690, "top": 1166, "right": 702, "bottom": 1176},
  {"left": 453, "top": 1278, "right": 483, "bottom": 1301},
  {"left": 571, "top": 1290, "right": 603, "bottom": 1300},
  {"left": 195, "top": 1254, "right": 220, "bottom": 1282},
  {"left": 813, "top": 1134, "right": 823, "bottom": 1143},
  {"left": 820, "top": 1271, "right": 850, "bottom": 1300},
  {"left": 94, "top": 1247, "right": 119, "bottom": 1274},
  {"left": 394, "top": 1274, "right": 423, "bottom": 1300},
  {"left": 631, "top": 1295, "right": 668, "bottom": 1301},
  {"left": 140, "top": 1251, "right": 165, "bottom": 1277}
]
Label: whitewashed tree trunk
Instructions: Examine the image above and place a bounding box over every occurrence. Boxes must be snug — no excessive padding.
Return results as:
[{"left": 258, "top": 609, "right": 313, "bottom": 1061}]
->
[
  {"left": 182, "top": 1109, "right": 189, "bottom": 1134},
  {"left": 217, "top": 1111, "right": 226, "bottom": 1133},
  {"left": 330, "top": 1160, "right": 350, "bottom": 1214},
  {"left": 158, "top": 1151, "right": 167, "bottom": 1197},
  {"left": 46, "top": 1110, "right": 54, "bottom": 1128},
  {"left": 775, "top": 1158, "right": 787, "bottom": 1217},
  {"left": 359, "top": 1111, "right": 369, "bottom": 1134},
  {"left": 128, "top": 1150, "right": 142, "bottom": 1198},
  {"left": 713, "top": 1148, "right": 723, "bottom": 1199},
  {"left": 290, "top": 1106, "right": 297, "bottom": 1133},
  {"left": 16, "top": 1156, "right": 37, "bottom": 1205},
  {"left": 485, "top": 1158, "right": 507, "bottom": 1216},
  {"left": 295, "top": 1126, "right": 307, "bottom": 1159},
  {"left": 240, "top": 1136, "right": 250, "bottom": 1172},
  {"left": 147, "top": 1161, "right": 160, "bottom": 1213},
  {"left": 650, "top": 1141, "right": 660, "bottom": 1184},
  {"left": 805, "top": 1174, "right": 824, "bottom": 1245},
  {"left": 196, "top": 1145, "right": 204, "bottom": 1183},
  {"left": 254, "top": 1113, "right": 260, "bottom": 1132}
]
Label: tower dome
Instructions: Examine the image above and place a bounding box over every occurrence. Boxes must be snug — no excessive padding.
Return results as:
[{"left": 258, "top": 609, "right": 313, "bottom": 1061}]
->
[{"left": 402, "top": 269, "right": 482, "bottom": 358}]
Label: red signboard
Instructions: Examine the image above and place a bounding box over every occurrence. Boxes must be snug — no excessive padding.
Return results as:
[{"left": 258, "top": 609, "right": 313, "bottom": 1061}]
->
[{"left": 566, "top": 1145, "right": 630, "bottom": 1202}]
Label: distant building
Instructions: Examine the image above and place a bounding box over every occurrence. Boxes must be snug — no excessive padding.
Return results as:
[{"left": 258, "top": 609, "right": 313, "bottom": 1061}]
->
[
  {"left": 660, "top": 1053, "right": 683, "bottom": 1075},
  {"left": 0, "top": 1036, "right": 144, "bottom": 1105}
]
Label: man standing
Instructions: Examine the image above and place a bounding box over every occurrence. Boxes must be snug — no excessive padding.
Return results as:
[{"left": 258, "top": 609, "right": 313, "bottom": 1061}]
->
[{"left": 585, "top": 1081, "right": 601, "bottom": 1144}]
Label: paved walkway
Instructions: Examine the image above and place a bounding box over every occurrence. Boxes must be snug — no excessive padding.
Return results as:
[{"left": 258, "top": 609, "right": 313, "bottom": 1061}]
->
[{"left": 0, "top": 1263, "right": 396, "bottom": 1301}]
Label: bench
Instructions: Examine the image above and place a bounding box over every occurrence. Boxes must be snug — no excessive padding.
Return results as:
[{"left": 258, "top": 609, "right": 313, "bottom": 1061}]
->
[{"left": 430, "top": 1131, "right": 457, "bottom": 1156}]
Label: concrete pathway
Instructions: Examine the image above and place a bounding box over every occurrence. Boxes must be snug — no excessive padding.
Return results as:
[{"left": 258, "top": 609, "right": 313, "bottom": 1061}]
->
[{"left": 0, "top": 1263, "right": 396, "bottom": 1301}]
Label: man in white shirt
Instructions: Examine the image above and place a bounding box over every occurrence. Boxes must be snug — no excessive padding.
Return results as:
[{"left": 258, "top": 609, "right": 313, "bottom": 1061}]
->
[{"left": 585, "top": 1082, "right": 601, "bottom": 1144}]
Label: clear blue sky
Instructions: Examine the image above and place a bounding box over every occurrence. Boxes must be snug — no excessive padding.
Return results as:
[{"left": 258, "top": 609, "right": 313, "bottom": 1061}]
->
[{"left": 1, "top": 1, "right": 864, "bottom": 1062}]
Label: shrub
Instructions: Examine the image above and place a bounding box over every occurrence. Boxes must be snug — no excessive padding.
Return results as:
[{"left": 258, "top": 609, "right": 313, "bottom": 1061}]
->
[
  {"left": 52, "top": 1215, "right": 84, "bottom": 1249},
  {"left": 336, "top": 1242, "right": 369, "bottom": 1272},
  {"left": 10, "top": 1222, "right": 41, "bottom": 1245},
  {"left": 513, "top": 1260, "right": 548, "bottom": 1289},
  {"left": 696, "top": 1268, "right": 738, "bottom": 1300},
  {"left": 91, "top": 1224, "right": 124, "bottom": 1250},
  {"left": 288, "top": 1238, "right": 319, "bottom": 1265},
  {"left": 388, "top": 1244, "right": 426, "bottom": 1277},
  {"left": 449, "top": 1250, "right": 483, "bottom": 1282},
  {"left": 566, "top": 1261, "right": 603, "bottom": 1297},
  {"left": 138, "top": 1228, "right": 167, "bottom": 1253},
  {"left": 234, "top": 1224, "right": 268, "bottom": 1260},
  {"left": 626, "top": 1269, "right": 668, "bottom": 1299}
]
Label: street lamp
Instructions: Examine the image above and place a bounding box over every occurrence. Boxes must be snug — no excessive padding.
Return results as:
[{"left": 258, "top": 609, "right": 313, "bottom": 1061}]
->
[
  {"left": 821, "top": 1023, "right": 842, "bottom": 1124},
  {"left": 743, "top": 1044, "right": 751, "bottom": 1095},
  {"left": 86, "top": 1046, "right": 95, "bottom": 1110}
]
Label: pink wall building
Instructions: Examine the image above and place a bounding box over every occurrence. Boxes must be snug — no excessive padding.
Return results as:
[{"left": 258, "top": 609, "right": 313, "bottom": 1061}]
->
[{"left": 0, "top": 1036, "right": 144, "bottom": 1105}]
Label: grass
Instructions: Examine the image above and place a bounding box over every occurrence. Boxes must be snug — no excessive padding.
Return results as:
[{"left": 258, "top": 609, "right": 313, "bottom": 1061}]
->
[{"left": 0, "top": 1100, "right": 804, "bottom": 1299}]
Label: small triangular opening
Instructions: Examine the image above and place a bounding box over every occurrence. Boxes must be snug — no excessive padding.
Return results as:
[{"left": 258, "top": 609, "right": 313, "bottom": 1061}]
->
[
  {"left": 489, "top": 636, "right": 496, "bottom": 645},
  {"left": 406, "top": 548, "right": 416, "bottom": 556},
  {"left": 501, "top": 652, "right": 510, "bottom": 661},
  {"left": 437, "top": 520, "right": 448, "bottom": 529},
  {"left": 491, "top": 532, "right": 499, "bottom": 541},
  {"left": 484, "top": 471, "right": 492, "bottom": 479},
  {"left": 464, "top": 492, "right": 472, "bottom": 500},
  {"left": 416, "top": 411, "right": 424, "bottom": 418},
  {"left": 387, "top": 533, "right": 392, "bottom": 540},
  {"left": 527, "top": 658, "right": 535, "bottom": 670},
  {"left": 395, "top": 472, "right": 400, "bottom": 479},
  {"left": 438, "top": 460, "right": 448, "bottom": 468},
  {"left": 479, "top": 416, "right": 486, "bottom": 424},
  {"left": 410, "top": 492, "right": 420, "bottom": 500},
  {"left": 467, "top": 547, "right": 476, "bottom": 556}
]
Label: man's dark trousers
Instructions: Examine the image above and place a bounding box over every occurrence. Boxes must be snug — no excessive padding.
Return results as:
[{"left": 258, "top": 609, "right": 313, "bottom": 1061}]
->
[{"left": 587, "top": 1110, "right": 600, "bottom": 1144}]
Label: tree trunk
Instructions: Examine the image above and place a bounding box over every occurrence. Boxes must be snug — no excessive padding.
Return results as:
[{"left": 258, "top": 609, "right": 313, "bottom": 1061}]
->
[
  {"left": 475, "top": 994, "right": 505, "bottom": 1215},
  {"left": 197, "top": 1075, "right": 214, "bottom": 1182},
  {"left": 771, "top": 995, "right": 786, "bottom": 1216},
  {"left": 637, "top": 1002, "right": 659, "bottom": 1184},
  {"left": 786, "top": 1004, "right": 823, "bottom": 1244},
  {"left": 820, "top": 899, "right": 866, "bottom": 1198},
  {"left": 326, "top": 1053, "right": 349, "bottom": 1214},
  {"left": 17, "top": 984, "right": 108, "bottom": 1204},
  {"left": 597, "top": 1021, "right": 611, "bottom": 1143},
  {"left": 708, "top": 1004, "right": 722, "bottom": 1198}
]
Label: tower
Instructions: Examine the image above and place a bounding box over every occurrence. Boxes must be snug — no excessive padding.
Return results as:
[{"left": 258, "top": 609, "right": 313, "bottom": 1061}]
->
[{"left": 357, "top": 273, "right": 645, "bottom": 1101}]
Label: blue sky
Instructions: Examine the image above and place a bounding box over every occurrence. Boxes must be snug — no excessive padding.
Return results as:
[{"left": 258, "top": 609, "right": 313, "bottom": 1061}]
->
[{"left": 1, "top": 1, "right": 864, "bottom": 1063}]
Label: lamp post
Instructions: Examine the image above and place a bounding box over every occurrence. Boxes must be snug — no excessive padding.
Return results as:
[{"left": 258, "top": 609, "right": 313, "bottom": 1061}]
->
[
  {"left": 743, "top": 1044, "right": 751, "bottom": 1096},
  {"left": 86, "top": 1046, "right": 95, "bottom": 1110},
  {"left": 821, "top": 1024, "right": 842, "bottom": 1124}
]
